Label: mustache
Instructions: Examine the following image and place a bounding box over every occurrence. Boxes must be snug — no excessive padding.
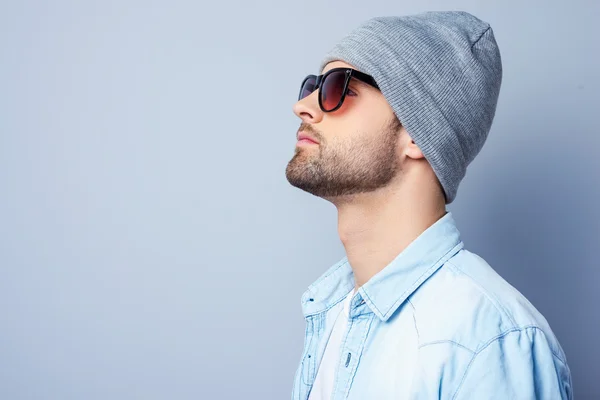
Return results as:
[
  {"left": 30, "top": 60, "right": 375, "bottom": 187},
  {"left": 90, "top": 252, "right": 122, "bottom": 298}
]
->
[{"left": 298, "top": 122, "right": 323, "bottom": 141}]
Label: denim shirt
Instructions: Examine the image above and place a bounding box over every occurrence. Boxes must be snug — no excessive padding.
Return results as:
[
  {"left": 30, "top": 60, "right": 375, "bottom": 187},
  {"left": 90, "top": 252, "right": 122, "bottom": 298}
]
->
[{"left": 291, "top": 212, "right": 572, "bottom": 400}]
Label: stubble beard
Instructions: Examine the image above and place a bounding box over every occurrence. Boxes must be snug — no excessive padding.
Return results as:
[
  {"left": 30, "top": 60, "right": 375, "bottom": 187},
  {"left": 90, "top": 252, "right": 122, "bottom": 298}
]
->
[{"left": 285, "top": 119, "right": 401, "bottom": 199}]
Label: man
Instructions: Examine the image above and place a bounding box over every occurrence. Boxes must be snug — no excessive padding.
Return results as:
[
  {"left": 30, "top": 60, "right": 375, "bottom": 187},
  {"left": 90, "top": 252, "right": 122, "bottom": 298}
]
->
[{"left": 285, "top": 11, "right": 572, "bottom": 400}]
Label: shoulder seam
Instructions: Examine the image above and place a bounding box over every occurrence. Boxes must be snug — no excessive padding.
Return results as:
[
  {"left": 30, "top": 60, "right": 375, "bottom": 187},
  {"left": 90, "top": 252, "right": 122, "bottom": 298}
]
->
[{"left": 445, "top": 260, "right": 518, "bottom": 327}]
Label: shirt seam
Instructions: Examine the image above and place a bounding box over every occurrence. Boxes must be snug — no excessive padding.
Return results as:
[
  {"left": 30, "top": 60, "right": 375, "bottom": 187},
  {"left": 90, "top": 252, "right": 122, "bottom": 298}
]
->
[
  {"left": 445, "top": 260, "right": 518, "bottom": 327},
  {"left": 407, "top": 299, "right": 420, "bottom": 345},
  {"left": 418, "top": 340, "right": 475, "bottom": 354},
  {"left": 451, "top": 326, "right": 565, "bottom": 400}
]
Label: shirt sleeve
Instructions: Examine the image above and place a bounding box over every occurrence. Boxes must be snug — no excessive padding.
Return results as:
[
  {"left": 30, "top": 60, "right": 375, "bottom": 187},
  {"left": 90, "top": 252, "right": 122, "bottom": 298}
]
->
[{"left": 452, "top": 327, "right": 572, "bottom": 400}]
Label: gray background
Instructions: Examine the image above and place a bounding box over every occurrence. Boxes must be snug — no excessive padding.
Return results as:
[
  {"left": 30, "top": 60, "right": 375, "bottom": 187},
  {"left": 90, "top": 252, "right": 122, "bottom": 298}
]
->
[{"left": 1, "top": 0, "right": 598, "bottom": 399}]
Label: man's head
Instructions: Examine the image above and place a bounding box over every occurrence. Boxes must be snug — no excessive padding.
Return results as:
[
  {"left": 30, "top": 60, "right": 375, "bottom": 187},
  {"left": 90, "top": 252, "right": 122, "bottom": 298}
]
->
[
  {"left": 285, "top": 11, "right": 502, "bottom": 204},
  {"left": 286, "top": 60, "right": 431, "bottom": 202}
]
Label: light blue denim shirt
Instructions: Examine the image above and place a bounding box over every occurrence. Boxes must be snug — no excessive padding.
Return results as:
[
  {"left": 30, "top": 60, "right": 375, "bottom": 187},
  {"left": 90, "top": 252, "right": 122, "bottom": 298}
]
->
[{"left": 291, "top": 212, "right": 572, "bottom": 399}]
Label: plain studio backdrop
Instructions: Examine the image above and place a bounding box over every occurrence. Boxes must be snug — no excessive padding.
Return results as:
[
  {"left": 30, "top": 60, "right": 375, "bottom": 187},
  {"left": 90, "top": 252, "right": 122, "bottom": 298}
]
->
[{"left": 0, "top": 0, "right": 598, "bottom": 399}]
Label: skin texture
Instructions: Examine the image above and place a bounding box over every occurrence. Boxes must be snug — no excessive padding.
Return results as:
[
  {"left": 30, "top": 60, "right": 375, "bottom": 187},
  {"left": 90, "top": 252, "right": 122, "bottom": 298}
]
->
[{"left": 286, "top": 60, "right": 447, "bottom": 289}]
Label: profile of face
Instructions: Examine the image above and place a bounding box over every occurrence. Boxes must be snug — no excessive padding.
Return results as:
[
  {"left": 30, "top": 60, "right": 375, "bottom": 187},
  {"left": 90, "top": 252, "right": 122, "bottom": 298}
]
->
[{"left": 285, "top": 61, "right": 405, "bottom": 201}]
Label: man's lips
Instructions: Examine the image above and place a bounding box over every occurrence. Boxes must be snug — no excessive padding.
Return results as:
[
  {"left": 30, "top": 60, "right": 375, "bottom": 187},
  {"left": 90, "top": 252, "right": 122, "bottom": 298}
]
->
[{"left": 297, "top": 131, "right": 319, "bottom": 144}]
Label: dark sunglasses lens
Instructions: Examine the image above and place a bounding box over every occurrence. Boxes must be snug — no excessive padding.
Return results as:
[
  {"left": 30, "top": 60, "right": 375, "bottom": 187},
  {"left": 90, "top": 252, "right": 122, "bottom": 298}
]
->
[
  {"left": 299, "top": 76, "right": 317, "bottom": 100},
  {"left": 321, "top": 71, "right": 347, "bottom": 111}
]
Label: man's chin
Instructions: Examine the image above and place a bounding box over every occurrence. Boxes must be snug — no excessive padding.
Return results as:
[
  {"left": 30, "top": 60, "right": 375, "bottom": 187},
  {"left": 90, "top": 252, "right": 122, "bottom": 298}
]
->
[{"left": 285, "top": 172, "right": 321, "bottom": 196}]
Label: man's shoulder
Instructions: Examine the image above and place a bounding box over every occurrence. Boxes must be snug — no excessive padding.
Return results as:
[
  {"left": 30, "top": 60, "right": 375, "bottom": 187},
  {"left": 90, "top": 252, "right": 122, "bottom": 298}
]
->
[{"left": 408, "top": 248, "right": 562, "bottom": 355}]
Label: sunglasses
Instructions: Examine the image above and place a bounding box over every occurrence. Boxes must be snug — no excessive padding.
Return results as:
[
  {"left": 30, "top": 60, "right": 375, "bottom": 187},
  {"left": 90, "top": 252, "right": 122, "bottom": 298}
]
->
[{"left": 298, "top": 67, "right": 380, "bottom": 112}]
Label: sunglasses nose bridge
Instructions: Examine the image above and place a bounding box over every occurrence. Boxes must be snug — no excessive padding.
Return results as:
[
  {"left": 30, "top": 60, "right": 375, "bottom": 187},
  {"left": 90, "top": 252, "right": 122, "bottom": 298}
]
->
[{"left": 312, "top": 75, "right": 323, "bottom": 92}]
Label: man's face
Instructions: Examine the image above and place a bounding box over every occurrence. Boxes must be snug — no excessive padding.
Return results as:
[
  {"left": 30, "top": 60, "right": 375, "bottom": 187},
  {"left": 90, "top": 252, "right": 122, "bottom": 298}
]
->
[{"left": 285, "top": 61, "right": 402, "bottom": 200}]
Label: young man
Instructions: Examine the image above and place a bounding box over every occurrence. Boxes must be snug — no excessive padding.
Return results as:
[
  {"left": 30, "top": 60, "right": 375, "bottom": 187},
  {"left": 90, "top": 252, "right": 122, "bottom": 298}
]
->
[{"left": 285, "top": 11, "right": 572, "bottom": 400}]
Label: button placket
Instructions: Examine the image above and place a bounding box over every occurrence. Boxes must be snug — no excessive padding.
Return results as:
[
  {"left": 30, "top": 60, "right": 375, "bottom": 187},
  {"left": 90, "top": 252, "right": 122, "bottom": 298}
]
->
[
  {"left": 331, "top": 314, "right": 376, "bottom": 400},
  {"left": 300, "top": 316, "right": 317, "bottom": 386}
]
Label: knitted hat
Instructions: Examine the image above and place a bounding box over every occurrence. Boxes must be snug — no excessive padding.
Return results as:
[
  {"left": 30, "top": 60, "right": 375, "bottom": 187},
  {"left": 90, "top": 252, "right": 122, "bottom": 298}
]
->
[{"left": 319, "top": 11, "right": 502, "bottom": 204}]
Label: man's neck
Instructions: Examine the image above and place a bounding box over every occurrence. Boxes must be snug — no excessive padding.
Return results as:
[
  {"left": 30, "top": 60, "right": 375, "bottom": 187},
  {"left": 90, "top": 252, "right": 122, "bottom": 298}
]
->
[{"left": 335, "top": 190, "right": 446, "bottom": 291}]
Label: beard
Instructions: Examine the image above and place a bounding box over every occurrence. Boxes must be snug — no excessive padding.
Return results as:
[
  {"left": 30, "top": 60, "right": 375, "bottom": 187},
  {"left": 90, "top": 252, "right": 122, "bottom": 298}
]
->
[{"left": 285, "top": 118, "right": 402, "bottom": 199}]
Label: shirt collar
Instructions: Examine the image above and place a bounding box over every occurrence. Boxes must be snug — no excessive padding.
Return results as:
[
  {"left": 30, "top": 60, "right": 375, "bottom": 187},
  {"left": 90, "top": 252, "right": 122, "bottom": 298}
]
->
[{"left": 300, "top": 211, "right": 464, "bottom": 321}]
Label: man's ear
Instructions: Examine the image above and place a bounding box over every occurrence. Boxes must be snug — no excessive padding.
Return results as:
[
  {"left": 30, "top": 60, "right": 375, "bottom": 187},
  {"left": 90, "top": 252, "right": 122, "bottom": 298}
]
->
[{"left": 405, "top": 137, "right": 425, "bottom": 160}]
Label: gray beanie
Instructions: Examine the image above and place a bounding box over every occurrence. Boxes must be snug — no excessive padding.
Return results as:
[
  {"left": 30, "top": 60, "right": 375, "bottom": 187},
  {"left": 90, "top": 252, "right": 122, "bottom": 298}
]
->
[{"left": 319, "top": 11, "right": 502, "bottom": 204}]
